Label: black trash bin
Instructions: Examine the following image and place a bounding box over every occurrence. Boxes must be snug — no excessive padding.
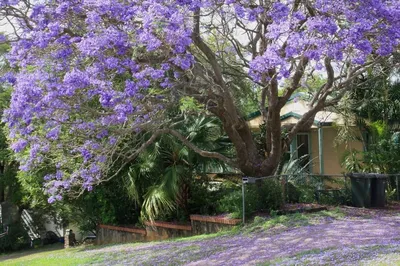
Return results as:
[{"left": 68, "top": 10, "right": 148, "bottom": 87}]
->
[
  {"left": 348, "top": 173, "right": 388, "bottom": 208},
  {"left": 349, "top": 173, "right": 371, "bottom": 208},
  {"left": 370, "top": 174, "right": 388, "bottom": 208}
]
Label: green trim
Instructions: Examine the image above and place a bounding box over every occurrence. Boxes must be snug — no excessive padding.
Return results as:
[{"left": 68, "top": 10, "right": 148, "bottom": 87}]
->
[
  {"left": 290, "top": 136, "right": 297, "bottom": 159},
  {"left": 280, "top": 111, "right": 301, "bottom": 120},
  {"left": 318, "top": 126, "right": 324, "bottom": 174},
  {"left": 247, "top": 110, "right": 321, "bottom": 125},
  {"left": 245, "top": 93, "right": 312, "bottom": 121},
  {"left": 280, "top": 112, "right": 320, "bottom": 126},
  {"left": 247, "top": 109, "right": 266, "bottom": 120}
]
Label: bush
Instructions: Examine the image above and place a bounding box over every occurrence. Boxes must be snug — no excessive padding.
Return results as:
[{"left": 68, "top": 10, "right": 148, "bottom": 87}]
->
[
  {"left": 317, "top": 189, "right": 349, "bottom": 205},
  {"left": 282, "top": 181, "right": 315, "bottom": 204},
  {"left": 187, "top": 179, "right": 225, "bottom": 216},
  {"left": 216, "top": 179, "right": 283, "bottom": 218},
  {"left": 297, "top": 185, "right": 316, "bottom": 203},
  {"left": 0, "top": 222, "right": 30, "bottom": 252},
  {"left": 285, "top": 182, "right": 301, "bottom": 203}
]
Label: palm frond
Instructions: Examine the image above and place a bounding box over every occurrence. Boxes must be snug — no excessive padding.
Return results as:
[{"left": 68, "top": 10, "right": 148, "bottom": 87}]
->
[
  {"left": 123, "top": 167, "right": 141, "bottom": 204},
  {"left": 141, "top": 187, "right": 176, "bottom": 221},
  {"left": 161, "top": 166, "right": 180, "bottom": 197}
]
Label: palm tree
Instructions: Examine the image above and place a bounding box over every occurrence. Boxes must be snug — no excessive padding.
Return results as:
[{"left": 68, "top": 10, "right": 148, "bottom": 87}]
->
[{"left": 123, "top": 114, "right": 231, "bottom": 221}]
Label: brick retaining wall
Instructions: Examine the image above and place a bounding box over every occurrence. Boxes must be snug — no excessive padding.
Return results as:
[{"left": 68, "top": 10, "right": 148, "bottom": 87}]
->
[
  {"left": 190, "top": 215, "right": 241, "bottom": 235},
  {"left": 97, "top": 224, "right": 146, "bottom": 245},
  {"left": 96, "top": 215, "right": 241, "bottom": 245}
]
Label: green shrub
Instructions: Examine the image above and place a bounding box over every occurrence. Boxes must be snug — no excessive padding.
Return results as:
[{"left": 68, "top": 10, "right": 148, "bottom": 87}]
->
[
  {"left": 317, "top": 191, "right": 341, "bottom": 205},
  {"left": 297, "top": 185, "right": 316, "bottom": 203},
  {"left": 261, "top": 180, "right": 284, "bottom": 210},
  {"left": 216, "top": 188, "right": 242, "bottom": 218},
  {"left": 386, "top": 177, "right": 399, "bottom": 201},
  {"left": 216, "top": 179, "right": 283, "bottom": 218},
  {"left": 0, "top": 222, "right": 30, "bottom": 252},
  {"left": 187, "top": 179, "right": 227, "bottom": 216},
  {"left": 285, "top": 182, "right": 301, "bottom": 203}
]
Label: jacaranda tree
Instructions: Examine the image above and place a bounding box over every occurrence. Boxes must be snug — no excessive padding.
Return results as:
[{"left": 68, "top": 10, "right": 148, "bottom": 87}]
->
[{"left": 1, "top": 0, "right": 399, "bottom": 202}]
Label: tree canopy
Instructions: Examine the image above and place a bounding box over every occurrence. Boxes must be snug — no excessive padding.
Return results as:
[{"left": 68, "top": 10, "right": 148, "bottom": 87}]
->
[{"left": 0, "top": 0, "right": 399, "bottom": 201}]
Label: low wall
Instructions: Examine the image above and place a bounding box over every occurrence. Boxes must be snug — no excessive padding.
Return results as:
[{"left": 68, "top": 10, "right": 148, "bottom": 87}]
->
[
  {"left": 97, "top": 224, "right": 146, "bottom": 245},
  {"left": 190, "top": 215, "right": 241, "bottom": 235},
  {"left": 96, "top": 215, "right": 241, "bottom": 245},
  {"left": 144, "top": 221, "right": 192, "bottom": 241}
]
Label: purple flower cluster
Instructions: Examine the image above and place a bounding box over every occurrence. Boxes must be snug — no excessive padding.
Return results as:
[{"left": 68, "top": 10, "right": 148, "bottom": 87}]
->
[
  {"left": 250, "top": 0, "right": 400, "bottom": 81},
  {"left": 2, "top": 0, "right": 199, "bottom": 201},
  {"left": 1, "top": 0, "right": 399, "bottom": 201},
  {"left": 0, "top": 0, "right": 19, "bottom": 7}
]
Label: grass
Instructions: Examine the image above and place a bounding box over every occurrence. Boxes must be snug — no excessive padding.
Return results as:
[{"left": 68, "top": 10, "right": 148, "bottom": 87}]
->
[
  {"left": 0, "top": 229, "right": 237, "bottom": 266},
  {"left": 1, "top": 246, "right": 93, "bottom": 266},
  {"left": 243, "top": 207, "right": 345, "bottom": 234},
  {"left": 365, "top": 253, "right": 400, "bottom": 266},
  {"left": 1, "top": 210, "right": 343, "bottom": 265},
  {"left": 1, "top": 207, "right": 396, "bottom": 266},
  {"left": 263, "top": 244, "right": 400, "bottom": 266}
]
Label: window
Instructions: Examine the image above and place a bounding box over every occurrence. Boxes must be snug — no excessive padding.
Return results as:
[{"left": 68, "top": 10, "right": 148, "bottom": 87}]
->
[{"left": 289, "top": 133, "right": 311, "bottom": 170}]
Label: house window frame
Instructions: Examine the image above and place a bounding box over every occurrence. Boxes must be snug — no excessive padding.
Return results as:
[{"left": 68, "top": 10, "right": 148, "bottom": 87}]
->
[{"left": 290, "top": 132, "right": 312, "bottom": 172}]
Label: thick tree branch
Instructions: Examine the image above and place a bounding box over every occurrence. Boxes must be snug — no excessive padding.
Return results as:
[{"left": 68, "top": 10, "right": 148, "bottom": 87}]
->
[
  {"left": 100, "top": 127, "right": 236, "bottom": 190},
  {"left": 192, "top": 10, "right": 225, "bottom": 88},
  {"left": 165, "top": 129, "right": 235, "bottom": 165},
  {"left": 280, "top": 56, "right": 309, "bottom": 107}
]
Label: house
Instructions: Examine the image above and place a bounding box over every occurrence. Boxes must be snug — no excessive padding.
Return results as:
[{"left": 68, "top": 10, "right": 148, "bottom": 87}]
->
[{"left": 247, "top": 94, "right": 364, "bottom": 175}]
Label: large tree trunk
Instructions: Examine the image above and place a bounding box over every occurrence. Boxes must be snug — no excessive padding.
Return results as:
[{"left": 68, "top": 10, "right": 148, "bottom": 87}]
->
[
  {"left": 191, "top": 9, "right": 327, "bottom": 177},
  {"left": 0, "top": 162, "right": 4, "bottom": 203},
  {"left": 210, "top": 98, "right": 282, "bottom": 177},
  {"left": 1, "top": 201, "right": 20, "bottom": 225}
]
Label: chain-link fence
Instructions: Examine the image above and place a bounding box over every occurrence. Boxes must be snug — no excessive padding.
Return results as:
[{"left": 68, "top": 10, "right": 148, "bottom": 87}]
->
[
  {"left": 240, "top": 173, "right": 400, "bottom": 223},
  {"left": 240, "top": 174, "right": 351, "bottom": 223},
  {"left": 387, "top": 174, "right": 400, "bottom": 201}
]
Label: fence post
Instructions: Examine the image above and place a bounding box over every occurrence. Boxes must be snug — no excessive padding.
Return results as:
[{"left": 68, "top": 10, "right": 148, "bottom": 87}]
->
[
  {"left": 242, "top": 182, "right": 245, "bottom": 224},
  {"left": 397, "top": 175, "right": 399, "bottom": 201},
  {"left": 285, "top": 175, "right": 288, "bottom": 203}
]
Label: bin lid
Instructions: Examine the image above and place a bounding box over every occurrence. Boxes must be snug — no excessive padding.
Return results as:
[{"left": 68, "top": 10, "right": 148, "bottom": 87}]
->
[
  {"left": 347, "top": 173, "right": 368, "bottom": 178},
  {"left": 346, "top": 173, "right": 388, "bottom": 179},
  {"left": 373, "top": 174, "right": 389, "bottom": 179}
]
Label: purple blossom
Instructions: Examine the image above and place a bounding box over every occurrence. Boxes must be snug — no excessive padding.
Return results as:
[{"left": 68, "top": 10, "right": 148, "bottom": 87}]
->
[
  {"left": 48, "top": 196, "right": 56, "bottom": 204},
  {"left": 11, "top": 139, "right": 28, "bottom": 152},
  {"left": 2, "top": 0, "right": 399, "bottom": 202},
  {"left": 46, "top": 126, "right": 61, "bottom": 140}
]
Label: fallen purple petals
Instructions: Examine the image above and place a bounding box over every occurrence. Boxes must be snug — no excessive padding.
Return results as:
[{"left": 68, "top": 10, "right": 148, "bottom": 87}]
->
[{"left": 70, "top": 207, "right": 400, "bottom": 265}]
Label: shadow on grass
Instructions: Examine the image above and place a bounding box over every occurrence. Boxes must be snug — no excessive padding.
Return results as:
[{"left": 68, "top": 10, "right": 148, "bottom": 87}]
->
[
  {"left": 77, "top": 225, "right": 239, "bottom": 253},
  {"left": 0, "top": 243, "right": 64, "bottom": 263}
]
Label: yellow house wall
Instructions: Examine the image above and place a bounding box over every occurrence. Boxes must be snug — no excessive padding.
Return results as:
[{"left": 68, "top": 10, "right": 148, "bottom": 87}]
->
[
  {"left": 247, "top": 110, "right": 364, "bottom": 175},
  {"left": 281, "top": 101, "right": 307, "bottom": 114},
  {"left": 310, "top": 127, "right": 363, "bottom": 175},
  {"left": 310, "top": 129, "right": 320, "bottom": 174},
  {"left": 249, "top": 116, "right": 302, "bottom": 130},
  {"left": 248, "top": 101, "right": 310, "bottom": 130},
  {"left": 248, "top": 116, "right": 263, "bottom": 130}
]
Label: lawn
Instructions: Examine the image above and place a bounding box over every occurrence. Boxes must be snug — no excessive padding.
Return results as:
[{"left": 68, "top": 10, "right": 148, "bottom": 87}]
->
[{"left": 1, "top": 206, "right": 400, "bottom": 266}]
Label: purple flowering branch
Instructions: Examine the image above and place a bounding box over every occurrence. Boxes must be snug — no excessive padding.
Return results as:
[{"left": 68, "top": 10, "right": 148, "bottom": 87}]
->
[{"left": 0, "top": 0, "right": 398, "bottom": 201}]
